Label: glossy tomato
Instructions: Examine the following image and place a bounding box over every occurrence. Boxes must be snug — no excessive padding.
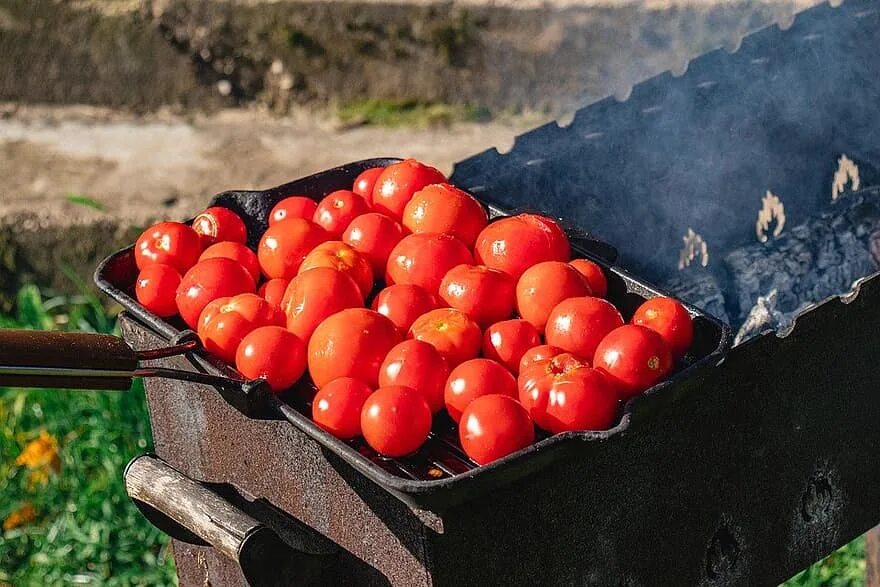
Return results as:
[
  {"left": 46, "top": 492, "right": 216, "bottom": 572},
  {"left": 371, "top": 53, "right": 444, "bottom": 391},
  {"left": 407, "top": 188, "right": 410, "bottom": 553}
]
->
[
  {"left": 135, "top": 264, "right": 181, "bottom": 318},
  {"left": 313, "top": 190, "right": 370, "bottom": 237},
  {"left": 482, "top": 319, "right": 542, "bottom": 374},
  {"left": 298, "top": 241, "right": 373, "bottom": 299},
  {"left": 199, "top": 241, "right": 260, "bottom": 283},
  {"left": 402, "top": 183, "right": 488, "bottom": 248},
  {"left": 175, "top": 257, "right": 255, "bottom": 329},
  {"left": 444, "top": 358, "right": 517, "bottom": 422},
  {"left": 379, "top": 340, "right": 449, "bottom": 413},
  {"left": 525, "top": 214, "right": 570, "bottom": 261},
  {"left": 408, "top": 308, "right": 481, "bottom": 367},
  {"left": 257, "top": 218, "right": 329, "bottom": 279},
  {"left": 342, "top": 213, "right": 406, "bottom": 275},
  {"left": 518, "top": 344, "right": 565, "bottom": 373},
  {"left": 439, "top": 264, "right": 515, "bottom": 327},
  {"left": 545, "top": 296, "right": 624, "bottom": 359},
  {"left": 360, "top": 386, "right": 432, "bottom": 457},
  {"left": 631, "top": 297, "right": 694, "bottom": 359},
  {"left": 235, "top": 326, "right": 306, "bottom": 392},
  {"left": 516, "top": 261, "right": 591, "bottom": 331},
  {"left": 593, "top": 325, "right": 673, "bottom": 399},
  {"left": 269, "top": 196, "right": 318, "bottom": 225},
  {"left": 570, "top": 258, "right": 608, "bottom": 298},
  {"left": 370, "top": 159, "right": 446, "bottom": 220},
  {"left": 312, "top": 377, "right": 374, "bottom": 439},
  {"left": 197, "top": 293, "right": 284, "bottom": 363},
  {"left": 352, "top": 167, "right": 384, "bottom": 200},
  {"left": 385, "top": 233, "right": 473, "bottom": 293},
  {"left": 135, "top": 221, "right": 202, "bottom": 273},
  {"left": 282, "top": 267, "right": 363, "bottom": 342},
  {"left": 371, "top": 284, "right": 440, "bottom": 334},
  {"left": 459, "top": 395, "right": 534, "bottom": 465},
  {"left": 191, "top": 206, "right": 247, "bottom": 247},
  {"left": 257, "top": 278, "right": 290, "bottom": 309},
  {"left": 473, "top": 214, "right": 569, "bottom": 280}
]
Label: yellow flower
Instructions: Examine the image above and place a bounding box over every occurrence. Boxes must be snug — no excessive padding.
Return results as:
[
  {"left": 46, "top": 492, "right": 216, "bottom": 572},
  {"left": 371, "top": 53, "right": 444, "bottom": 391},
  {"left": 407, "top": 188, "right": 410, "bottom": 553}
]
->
[
  {"left": 3, "top": 502, "right": 36, "bottom": 531},
  {"left": 15, "top": 431, "right": 60, "bottom": 473}
]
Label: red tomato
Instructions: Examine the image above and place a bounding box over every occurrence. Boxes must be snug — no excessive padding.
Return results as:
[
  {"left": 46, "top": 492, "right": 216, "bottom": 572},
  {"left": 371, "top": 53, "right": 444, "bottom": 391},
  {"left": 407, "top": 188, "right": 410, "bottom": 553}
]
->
[
  {"left": 379, "top": 340, "right": 449, "bottom": 413},
  {"left": 402, "top": 183, "right": 488, "bottom": 248},
  {"left": 593, "top": 325, "right": 673, "bottom": 399},
  {"left": 459, "top": 395, "right": 535, "bottom": 465},
  {"left": 298, "top": 241, "right": 374, "bottom": 299},
  {"left": 525, "top": 214, "right": 570, "bottom": 261},
  {"left": 197, "top": 293, "right": 284, "bottom": 363},
  {"left": 257, "top": 218, "right": 329, "bottom": 279},
  {"left": 408, "top": 308, "right": 481, "bottom": 367},
  {"left": 570, "top": 258, "right": 608, "bottom": 298},
  {"left": 545, "top": 297, "right": 624, "bottom": 359},
  {"left": 439, "top": 264, "right": 515, "bottom": 327},
  {"left": 516, "top": 261, "right": 592, "bottom": 331},
  {"left": 313, "top": 190, "right": 370, "bottom": 237},
  {"left": 518, "top": 344, "right": 565, "bottom": 373},
  {"left": 371, "top": 283, "right": 440, "bottom": 334},
  {"left": 361, "top": 386, "right": 432, "bottom": 457},
  {"left": 352, "top": 167, "right": 384, "bottom": 200},
  {"left": 135, "top": 264, "right": 181, "bottom": 318},
  {"left": 342, "top": 213, "right": 406, "bottom": 275},
  {"left": 269, "top": 196, "right": 318, "bottom": 225},
  {"left": 191, "top": 206, "right": 247, "bottom": 247},
  {"left": 370, "top": 159, "right": 446, "bottom": 220},
  {"left": 135, "top": 221, "right": 202, "bottom": 273},
  {"left": 631, "top": 297, "right": 694, "bottom": 359},
  {"left": 482, "top": 319, "right": 541, "bottom": 374},
  {"left": 444, "top": 358, "right": 517, "bottom": 422},
  {"left": 257, "top": 278, "right": 290, "bottom": 309},
  {"left": 175, "top": 258, "right": 255, "bottom": 329},
  {"left": 473, "top": 214, "right": 570, "bottom": 280},
  {"left": 235, "top": 326, "right": 306, "bottom": 392},
  {"left": 282, "top": 267, "right": 363, "bottom": 342},
  {"left": 312, "top": 377, "right": 374, "bottom": 439},
  {"left": 385, "top": 233, "right": 473, "bottom": 293},
  {"left": 307, "top": 308, "right": 401, "bottom": 388},
  {"left": 199, "top": 241, "right": 260, "bottom": 283}
]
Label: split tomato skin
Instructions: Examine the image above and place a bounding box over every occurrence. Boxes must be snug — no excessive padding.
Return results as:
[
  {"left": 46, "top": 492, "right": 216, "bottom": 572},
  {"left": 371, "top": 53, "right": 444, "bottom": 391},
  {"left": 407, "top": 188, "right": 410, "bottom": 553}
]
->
[
  {"left": 282, "top": 267, "right": 363, "bottom": 343},
  {"left": 342, "top": 213, "right": 407, "bottom": 275},
  {"left": 361, "top": 385, "right": 433, "bottom": 457},
  {"left": 444, "top": 358, "right": 518, "bottom": 423},
  {"left": 135, "top": 221, "right": 202, "bottom": 273},
  {"left": 379, "top": 340, "right": 449, "bottom": 414},
  {"left": 482, "top": 319, "right": 542, "bottom": 374},
  {"left": 235, "top": 326, "right": 307, "bottom": 392},
  {"left": 313, "top": 190, "right": 370, "bottom": 237},
  {"left": 459, "top": 395, "right": 535, "bottom": 465},
  {"left": 298, "top": 241, "right": 374, "bottom": 299},
  {"left": 197, "top": 293, "right": 284, "bottom": 363},
  {"left": 192, "top": 206, "right": 247, "bottom": 247},
  {"left": 199, "top": 241, "right": 260, "bottom": 283},
  {"left": 402, "top": 183, "right": 488, "bottom": 248},
  {"left": 593, "top": 324, "right": 673, "bottom": 399},
  {"left": 370, "top": 159, "right": 446, "bottom": 220},
  {"left": 385, "top": 233, "right": 473, "bottom": 293},
  {"left": 518, "top": 344, "right": 565, "bottom": 374},
  {"left": 257, "top": 278, "right": 290, "bottom": 309},
  {"left": 439, "top": 264, "right": 516, "bottom": 327},
  {"left": 545, "top": 296, "right": 624, "bottom": 360},
  {"left": 473, "top": 214, "right": 570, "bottom": 280},
  {"left": 269, "top": 196, "right": 318, "bottom": 225},
  {"left": 135, "top": 264, "right": 182, "bottom": 318},
  {"left": 408, "top": 308, "right": 482, "bottom": 367},
  {"left": 631, "top": 297, "right": 694, "bottom": 359},
  {"left": 175, "top": 257, "right": 255, "bottom": 329},
  {"left": 371, "top": 284, "right": 440, "bottom": 334},
  {"left": 352, "top": 167, "right": 384, "bottom": 200},
  {"left": 312, "top": 377, "right": 374, "bottom": 439},
  {"left": 516, "top": 261, "right": 592, "bottom": 331},
  {"left": 570, "top": 259, "right": 608, "bottom": 298},
  {"left": 257, "top": 218, "right": 329, "bottom": 280}
]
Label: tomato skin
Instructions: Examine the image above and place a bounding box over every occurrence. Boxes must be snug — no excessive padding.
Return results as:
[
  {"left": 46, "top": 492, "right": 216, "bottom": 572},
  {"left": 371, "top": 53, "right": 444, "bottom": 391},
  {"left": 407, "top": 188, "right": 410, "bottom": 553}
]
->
[
  {"left": 298, "top": 241, "right": 374, "bottom": 299},
  {"left": 631, "top": 297, "right": 694, "bottom": 359},
  {"left": 408, "top": 308, "right": 482, "bottom": 367},
  {"left": 379, "top": 340, "right": 449, "bottom": 413},
  {"left": 593, "top": 325, "right": 673, "bottom": 399},
  {"left": 518, "top": 344, "right": 565, "bottom": 373},
  {"left": 370, "top": 159, "right": 446, "bottom": 220},
  {"left": 192, "top": 206, "right": 247, "bottom": 247},
  {"left": 282, "top": 267, "right": 363, "bottom": 342},
  {"left": 459, "top": 395, "right": 535, "bottom": 465},
  {"left": 402, "top": 183, "right": 488, "bottom": 248},
  {"left": 352, "top": 167, "right": 384, "bottom": 200},
  {"left": 361, "top": 385, "right": 433, "bottom": 457},
  {"left": 197, "top": 293, "right": 284, "bottom": 363},
  {"left": 371, "top": 284, "right": 440, "bottom": 334},
  {"left": 386, "top": 233, "right": 473, "bottom": 293},
  {"left": 135, "top": 264, "right": 182, "bottom": 318},
  {"left": 482, "top": 319, "right": 541, "bottom": 374},
  {"left": 313, "top": 190, "right": 370, "bottom": 237},
  {"left": 570, "top": 259, "right": 608, "bottom": 298},
  {"left": 257, "top": 278, "right": 290, "bottom": 309},
  {"left": 439, "top": 264, "right": 515, "bottom": 327},
  {"left": 257, "top": 218, "right": 329, "bottom": 279},
  {"left": 524, "top": 214, "right": 570, "bottom": 261},
  {"left": 235, "top": 326, "right": 307, "bottom": 392},
  {"left": 312, "top": 377, "right": 374, "bottom": 439},
  {"left": 473, "top": 214, "right": 569, "bottom": 280},
  {"left": 199, "top": 241, "right": 261, "bottom": 283},
  {"left": 444, "top": 358, "right": 517, "bottom": 423},
  {"left": 175, "top": 258, "right": 256, "bottom": 329},
  {"left": 516, "top": 261, "right": 592, "bottom": 331},
  {"left": 135, "top": 221, "right": 203, "bottom": 273},
  {"left": 545, "top": 296, "right": 624, "bottom": 359},
  {"left": 307, "top": 308, "right": 401, "bottom": 388},
  {"left": 269, "top": 196, "right": 318, "bottom": 225},
  {"left": 342, "top": 213, "right": 407, "bottom": 275}
]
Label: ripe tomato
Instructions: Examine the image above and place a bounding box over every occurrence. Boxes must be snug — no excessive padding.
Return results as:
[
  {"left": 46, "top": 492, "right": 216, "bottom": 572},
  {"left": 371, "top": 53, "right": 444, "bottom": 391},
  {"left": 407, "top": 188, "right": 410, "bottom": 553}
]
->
[
  {"left": 593, "top": 325, "right": 673, "bottom": 399},
  {"left": 312, "top": 377, "right": 374, "bottom": 439},
  {"left": 459, "top": 395, "right": 534, "bottom": 465},
  {"left": 439, "top": 264, "right": 515, "bottom": 327},
  {"left": 482, "top": 319, "right": 541, "bottom": 374},
  {"left": 298, "top": 241, "right": 374, "bottom": 299},
  {"left": 257, "top": 218, "right": 329, "bottom": 279},
  {"left": 313, "top": 190, "right": 370, "bottom": 237},
  {"left": 379, "top": 340, "right": 449, "bottom": 414},
  {"left": 516, "top": 261, "right": 592, "bottom": 331},
  {"left": 570, "top": 258, "right": 608, "bottom": 298},
  {"left": 371, "top": 284, "right": 440, "bottom": 334},
  {"left": 199, "top": 241, "right": 260, "bottom": 283},
  {"left": 235, "top": 326, "right": 306, "bottom": 392},
  {"left": 282, "top": 267, "right": 363, "bottom": 342},
  {"left": 176, "top": 257, "right": 255, "bottom": 329},
  {"left": 408, "top": 308, "right": 481, "bottom": 367},
  {"left": 197, "top": 293, "right": 284, "bottom": 363},
  {"left": 342, "top": 213, "right": 406, "bottom": 275},
  {"left": 385, "top": 233, "right": 473, "bottom": 293},
  {"left": 361, "top": 386, "right": 433, "bottom": 457},
  {"left": 191, "top": 206, "right": 247, "bottom": 247},
  {"left": 307, "top": 308, "right": 401, "bottom": 388},
  {"left": 135, "top": 264, "right": 181, "bottom": 318},
  {"left": 631, "top": 297, "right": 694, "bottom": 359},
  {"left": 257, "top": 278, "right": 290, "bottom": 309},
  {"left": 473, "top": 214, "right": 569, "bottom": 280},
  {"left": 525, "top": 214, "right": 570, "bottom": 261},
  {"left": 444, "top": 358, "right": 517, "bottom": 422},
  {"left": 545, "top": 297, "right": 624, "bottom": 359},
  {"left": 518, "top": 344, "right": 565, "bottom": 373},
  {"left": 352, "top": 167, "right": 384, "bottom": 200},
  {"left": 402, "top": 183, "right": 488, "bottom": 248},
  {"left": 135, "top": 221, "right": 202, "bottom": 273},
  {"left": 370, "top": 159, "right": 446, "bottom": 220},
  {"left": 269, "top": 196, "right": 318, "bottom": 225}
]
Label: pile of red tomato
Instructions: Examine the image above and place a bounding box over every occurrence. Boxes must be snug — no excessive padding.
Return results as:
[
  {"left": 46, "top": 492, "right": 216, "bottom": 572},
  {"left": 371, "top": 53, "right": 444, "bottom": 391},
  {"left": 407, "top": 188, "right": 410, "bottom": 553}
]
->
[{"left": 132, "top": 159, "right": 694, "bottom": 465}]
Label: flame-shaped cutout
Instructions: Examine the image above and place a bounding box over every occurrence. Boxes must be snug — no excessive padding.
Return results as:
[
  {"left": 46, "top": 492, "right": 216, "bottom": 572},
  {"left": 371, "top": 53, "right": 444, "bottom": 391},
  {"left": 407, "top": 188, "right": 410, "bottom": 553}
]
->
[
  {"left": 831, "top": 155, "right": 860, "bottom": 201},
  {"left": 756, "top": 190, "right": 786, "bottom": 242},
  {"left": 678, "top": 228, "right": 709, "bottom": 269}
]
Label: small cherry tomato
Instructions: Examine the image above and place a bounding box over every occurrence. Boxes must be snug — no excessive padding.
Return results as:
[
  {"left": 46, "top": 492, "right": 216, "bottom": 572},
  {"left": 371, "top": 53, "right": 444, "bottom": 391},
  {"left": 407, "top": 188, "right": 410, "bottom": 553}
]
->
[
  {"left": 631, "top": 297, "right": 694, "bottom": 359},
  {"left": 135, "top": 264, "right": 181, "bottom": 318},
  {"left": 135, "top": 221, "right": 202, "bottom": 273},
  {"left": 439, "top": 264, "right": 515, "bottom": 327},
  {"left": 408, "top": 308, "right": 482, "bottom": 367},
  {"left": 342, "top": 213, "right": 407, "bottom": 275},
  {"left": 371, "top": 284, "right": 440, "bottom": 334},
  {"left": 199, "top": 241, "right": 260, "bottom": 283},
  {"left": 197, "top": 293, "right": 284, "bottom": 363},
  {"left": 282, "top": 267, "right": 363, "bottom": 342},
  {"left": 176, "top": 258, "right": 255, "bottom": 329},
  {"left": 361, "top": 385, "right": 433, "bottom": 457},
  {"left": 313, "top": 190, "right": 370, "bottom": 237},
  {"left": 402, "top": 183, "right": 488, "bottom": 248},
  {"left": 257, "top": 278, "right": 290, "bottom": 309},
  {"left": 545, "top": 297, "right": 624, "bottom": 359},
  {"left": 518, "top": 344, "right": 565, "bottom": 373},
  {"left": 298, "top": 241, "right": 374, "bottom": 299},
  {"left": 192, "top": 206, "right": 247, "bottom": 247},
  {"left": 269, "top": 196, "right": 318, "bottom": 225},
  {"left": 593, "top": 325, "right": 673, "bottom": 399},
  {"left": 235, "top": 326, "right": 307, "bottom": 392},
  {"left": 482, "top": 319, "right": 542, "bottom": 374},
  {"left": 312, "top": 377, "right": 374, "bottom": 439},
  {"left": 473, "top": 214, "right": 569, "bottom": 280},
  {"left": 352, "top": 167, "right": 384, "bottom": 200},
  {"left": 570, "top": 258, "right": 608, "bottom": 298},
  {"left": 386, "top": 233, "right": 473, "bottom": 293},
  {"left": 516, "top": 261, "right": 592, "bottom": 331},
  {"left": 379, "top": 340, "right": 449, "bottom": 413},
  {"left": 371, "top": 159, "right": 446, "bottom": 220},
  {"left": 257, "top": 218, "right": 329, "bottom": 279},
  {"left": 444, "top": 358, "right": 517, "bottom": 422},
  {"left": 459, "top": 395, "right": 535, "bottom": 465}
]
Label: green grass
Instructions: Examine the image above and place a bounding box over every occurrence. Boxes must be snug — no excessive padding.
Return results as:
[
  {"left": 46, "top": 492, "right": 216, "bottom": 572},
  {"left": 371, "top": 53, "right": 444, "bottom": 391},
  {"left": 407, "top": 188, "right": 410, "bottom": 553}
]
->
[
  {"left": 338, "top": 99, "right": 491, "bottom": 128},
  {"left": 783, "top": 538, "right": 866, "bottom": 586}
]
